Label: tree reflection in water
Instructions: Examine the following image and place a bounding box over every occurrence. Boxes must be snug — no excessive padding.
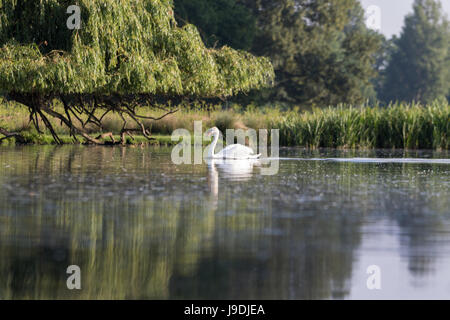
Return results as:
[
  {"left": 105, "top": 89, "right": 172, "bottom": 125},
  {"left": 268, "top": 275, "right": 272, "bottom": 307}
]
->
[{"left": 0, "top": 146, "right": 448, "bottom": 299}]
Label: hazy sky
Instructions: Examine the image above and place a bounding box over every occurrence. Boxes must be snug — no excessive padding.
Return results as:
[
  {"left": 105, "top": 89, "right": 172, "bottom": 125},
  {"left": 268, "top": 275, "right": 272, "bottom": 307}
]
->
[{"left": 360, "top": 0, "right": 450, "bottom": 38}]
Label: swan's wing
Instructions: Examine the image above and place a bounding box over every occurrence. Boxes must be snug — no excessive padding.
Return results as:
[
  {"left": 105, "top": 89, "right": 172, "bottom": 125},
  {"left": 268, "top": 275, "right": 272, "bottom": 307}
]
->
[{"left": 216, "top": 144, "right": 257, "bottom": 159}]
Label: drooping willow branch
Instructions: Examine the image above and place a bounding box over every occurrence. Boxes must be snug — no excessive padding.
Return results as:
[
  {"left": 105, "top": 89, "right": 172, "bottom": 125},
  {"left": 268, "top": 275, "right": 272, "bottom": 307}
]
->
[
  {"left": 0, "top": 127, "right": 27, "bottom": 143},
  {"left": 5, "top": 92, "right": 220, "bottom": 145}
]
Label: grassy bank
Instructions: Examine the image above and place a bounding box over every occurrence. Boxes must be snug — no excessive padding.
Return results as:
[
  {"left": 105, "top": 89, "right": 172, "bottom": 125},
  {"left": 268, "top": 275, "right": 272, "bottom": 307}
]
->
[{"left": 0, "top": 100, "right": 449, "bottom": 149}]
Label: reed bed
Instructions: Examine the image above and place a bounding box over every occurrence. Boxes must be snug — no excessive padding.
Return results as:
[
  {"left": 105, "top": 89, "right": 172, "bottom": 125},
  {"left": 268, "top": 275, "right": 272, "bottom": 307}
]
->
[{"left": 273, "top": 102, "right": 449, "bottom": 149}]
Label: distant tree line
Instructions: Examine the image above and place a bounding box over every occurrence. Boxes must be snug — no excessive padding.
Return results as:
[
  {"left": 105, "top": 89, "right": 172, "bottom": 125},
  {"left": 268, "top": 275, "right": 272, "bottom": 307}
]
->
[
  {"left": 380, "top": 0, "right": 450, "bottom": 105},
  {"left": 174, "top": 0, "right": 450, "bottom": 107}
]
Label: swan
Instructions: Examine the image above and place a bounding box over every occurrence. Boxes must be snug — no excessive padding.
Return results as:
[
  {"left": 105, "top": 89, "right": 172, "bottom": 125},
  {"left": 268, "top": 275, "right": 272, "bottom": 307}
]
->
[{"left": 205, "top": 127, "right": 261, "bottom": 159}]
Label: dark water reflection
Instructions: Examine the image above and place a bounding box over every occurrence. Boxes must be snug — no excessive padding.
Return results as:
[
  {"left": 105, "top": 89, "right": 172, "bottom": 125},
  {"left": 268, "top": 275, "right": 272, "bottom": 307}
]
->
[{"left": 0, "top": 146, "right": 449, "bottom": 299}]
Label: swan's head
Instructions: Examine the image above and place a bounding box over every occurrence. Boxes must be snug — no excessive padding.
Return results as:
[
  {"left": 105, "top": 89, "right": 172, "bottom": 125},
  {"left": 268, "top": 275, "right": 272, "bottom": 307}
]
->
[{"left": 205, "top": 127, "right": 220, "bottom": 137}]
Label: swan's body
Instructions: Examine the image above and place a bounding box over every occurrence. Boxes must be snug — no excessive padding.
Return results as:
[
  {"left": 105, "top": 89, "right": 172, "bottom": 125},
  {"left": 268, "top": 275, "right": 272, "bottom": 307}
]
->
[
  {"left": 214, "top": 144, "right": 261, "bottom": 159},
  {"left": 205, "top": 127, "right": 261, "bottom": 159}
]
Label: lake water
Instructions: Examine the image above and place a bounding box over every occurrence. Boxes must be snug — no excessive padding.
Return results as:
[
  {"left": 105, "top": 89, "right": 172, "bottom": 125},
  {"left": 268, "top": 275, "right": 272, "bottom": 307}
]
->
[{"left": 0, "top": 146, "right": 449, "bottom": 299}]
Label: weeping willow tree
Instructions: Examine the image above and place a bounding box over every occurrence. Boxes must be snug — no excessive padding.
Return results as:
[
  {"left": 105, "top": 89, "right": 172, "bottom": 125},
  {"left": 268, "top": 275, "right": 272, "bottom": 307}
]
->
[{"left": 0, "top": 0, "right": 274, "bottom": 144}]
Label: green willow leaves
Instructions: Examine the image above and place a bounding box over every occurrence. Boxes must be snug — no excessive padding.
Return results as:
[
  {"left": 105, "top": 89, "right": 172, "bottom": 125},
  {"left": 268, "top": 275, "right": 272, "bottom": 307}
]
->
[{"left": 0, "top": 0, "right": 274, "bottom": 98}]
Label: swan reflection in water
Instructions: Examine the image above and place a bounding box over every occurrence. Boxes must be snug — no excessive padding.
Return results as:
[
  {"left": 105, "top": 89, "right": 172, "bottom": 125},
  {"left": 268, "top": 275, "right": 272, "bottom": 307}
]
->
[{"left": 206, "top": 158, "right": 261, "bottom": 209}]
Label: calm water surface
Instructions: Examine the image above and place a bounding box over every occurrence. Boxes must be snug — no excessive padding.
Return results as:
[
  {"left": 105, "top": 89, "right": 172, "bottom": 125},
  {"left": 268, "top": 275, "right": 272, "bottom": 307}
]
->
[{"left": 0, "top": 146, "right": 449, "bottom": 299}]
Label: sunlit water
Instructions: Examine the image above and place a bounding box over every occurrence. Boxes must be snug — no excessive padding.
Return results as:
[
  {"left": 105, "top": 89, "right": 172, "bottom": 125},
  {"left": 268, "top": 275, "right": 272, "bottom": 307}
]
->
[{"left": 0, "top": 146, "right": 449, "bottom": 299}]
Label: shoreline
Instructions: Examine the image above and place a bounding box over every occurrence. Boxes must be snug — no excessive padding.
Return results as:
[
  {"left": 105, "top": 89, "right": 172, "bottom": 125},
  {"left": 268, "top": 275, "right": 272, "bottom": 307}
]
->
[
  {"left": 1, "top": 103, "right": 449, "bottom": 150},
  {"left": 0, "top": 134, "right": 448, "bottom": 151}
]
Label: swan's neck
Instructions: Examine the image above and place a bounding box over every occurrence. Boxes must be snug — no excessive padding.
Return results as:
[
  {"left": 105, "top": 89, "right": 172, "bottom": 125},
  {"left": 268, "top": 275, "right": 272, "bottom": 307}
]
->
[{"left": 208, "top": 132, "right": 219, "bottom": 158}]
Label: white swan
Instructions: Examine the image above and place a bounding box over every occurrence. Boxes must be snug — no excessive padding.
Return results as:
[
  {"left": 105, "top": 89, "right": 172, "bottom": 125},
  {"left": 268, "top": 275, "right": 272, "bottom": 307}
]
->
[{"left": 205, "top": 127, "right": 261, "bottom": 159}]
